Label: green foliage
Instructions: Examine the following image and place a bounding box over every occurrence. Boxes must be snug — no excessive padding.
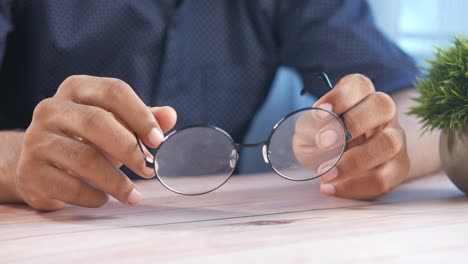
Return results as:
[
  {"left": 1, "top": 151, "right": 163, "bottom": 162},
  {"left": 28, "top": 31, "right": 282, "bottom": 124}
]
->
[{"left": 408, "top": 35, "right": 468, "bottom": 134}]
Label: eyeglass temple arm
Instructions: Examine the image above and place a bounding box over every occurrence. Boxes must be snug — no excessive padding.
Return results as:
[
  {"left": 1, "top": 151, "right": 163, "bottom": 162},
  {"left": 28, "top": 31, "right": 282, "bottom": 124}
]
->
[
  {"left": 300, "top": 72, "right": 352, "bottom": 141},
  {"left": 300, "top": 72, "right": 333, "bottom": 96},
  {"left": 135, "top": 133, "right": 155, "bottom": 168}
]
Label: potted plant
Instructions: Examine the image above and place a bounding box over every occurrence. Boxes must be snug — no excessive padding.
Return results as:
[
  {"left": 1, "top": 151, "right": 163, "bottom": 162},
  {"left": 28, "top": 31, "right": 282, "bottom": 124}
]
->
[{"left": 409, "top": 35, "right": 468, "bottom": 195}]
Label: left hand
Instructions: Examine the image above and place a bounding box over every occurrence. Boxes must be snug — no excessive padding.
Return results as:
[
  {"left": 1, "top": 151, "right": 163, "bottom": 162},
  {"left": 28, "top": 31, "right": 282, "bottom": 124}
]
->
[{"left": 299, "top": 74, "right": 409, "bottom": 199}]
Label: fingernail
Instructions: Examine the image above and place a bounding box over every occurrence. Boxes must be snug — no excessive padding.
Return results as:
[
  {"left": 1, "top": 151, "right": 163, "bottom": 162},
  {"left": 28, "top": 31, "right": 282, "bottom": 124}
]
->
[
  {"left": 148, "top": 127, "right": 164, "bottom": 146},
  {"left": 127, "top": 188, "right": 142, "bottom": 205},
  {"left": 319, "top": 166, "right": 339, "bottom": 182},
  {"left": 316, "top": 103, "right": 332, "bottom": 119},
  {"left": 317, "top": 130, "right": 338, "bottom": 148},
  {"left": 320, "top": 183, "right": 336, "bottom": 196},
  {"left": 143, "top": 165, "right": 155, "bottom": 177}
]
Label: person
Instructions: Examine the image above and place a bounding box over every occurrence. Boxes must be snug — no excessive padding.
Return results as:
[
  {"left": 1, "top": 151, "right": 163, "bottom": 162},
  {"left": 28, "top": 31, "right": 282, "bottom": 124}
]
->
[{"left": 0, "top": 1, "right": 440, "bottom": 211}]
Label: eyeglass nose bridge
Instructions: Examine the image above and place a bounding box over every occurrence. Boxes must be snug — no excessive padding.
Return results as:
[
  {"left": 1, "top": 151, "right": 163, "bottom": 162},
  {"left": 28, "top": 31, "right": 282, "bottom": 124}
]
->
[{"left": 235, "top": 141, "right": 271, "bottom": 165}]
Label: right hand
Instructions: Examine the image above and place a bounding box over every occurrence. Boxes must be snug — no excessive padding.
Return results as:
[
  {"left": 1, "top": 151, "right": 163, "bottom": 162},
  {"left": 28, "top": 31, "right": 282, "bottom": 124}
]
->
[{"left": 16, "top": 75, "right": 177, "bottom": 211}]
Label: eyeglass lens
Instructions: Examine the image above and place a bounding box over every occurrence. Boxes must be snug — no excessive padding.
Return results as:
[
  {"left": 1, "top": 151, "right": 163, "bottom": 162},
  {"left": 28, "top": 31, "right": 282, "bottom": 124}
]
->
[
  {"left": 268, "top": 108, "right": 347, "bottom": 180},
  {"left": 153, "top": 108, "right": 346, "bottom": 194},
  {"left": 154, "top": 126, "right": 237, "bottom": 195}
]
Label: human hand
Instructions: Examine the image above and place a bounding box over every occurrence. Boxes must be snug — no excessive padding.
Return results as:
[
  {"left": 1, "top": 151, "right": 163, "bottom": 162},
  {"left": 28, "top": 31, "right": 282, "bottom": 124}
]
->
[
  {"left": 294, "top": 74, "right": 409, "bottom": 199},
  {"left": 16, "top": 75, "right": 177, "bottom": 210}
]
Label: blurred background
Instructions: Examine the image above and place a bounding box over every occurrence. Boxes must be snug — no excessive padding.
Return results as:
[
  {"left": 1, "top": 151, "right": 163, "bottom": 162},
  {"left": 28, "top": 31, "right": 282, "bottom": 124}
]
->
[{"left": 239, "top": 0, "right": 468, "bottom": 174}]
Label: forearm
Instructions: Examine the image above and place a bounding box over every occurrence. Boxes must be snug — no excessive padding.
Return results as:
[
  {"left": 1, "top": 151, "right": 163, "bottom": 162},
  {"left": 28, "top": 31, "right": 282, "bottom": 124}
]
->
[
  {"left": 0, "top": 131, "right": 24, "bottom": 203},
  {"left": 391, "top": 88, "right": 441, "bottom": 179}
]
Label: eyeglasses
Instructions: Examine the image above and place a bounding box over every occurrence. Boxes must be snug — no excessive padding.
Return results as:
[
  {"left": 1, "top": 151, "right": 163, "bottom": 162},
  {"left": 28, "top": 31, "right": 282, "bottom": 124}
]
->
[{"left": 136, "top": 72, "right": 351, "bottom": 195}]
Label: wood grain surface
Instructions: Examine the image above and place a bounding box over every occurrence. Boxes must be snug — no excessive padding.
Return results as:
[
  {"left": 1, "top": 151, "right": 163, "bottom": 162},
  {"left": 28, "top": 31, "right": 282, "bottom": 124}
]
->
[{"left": 1, "top": 171, "right": 467, "bottom": 263}]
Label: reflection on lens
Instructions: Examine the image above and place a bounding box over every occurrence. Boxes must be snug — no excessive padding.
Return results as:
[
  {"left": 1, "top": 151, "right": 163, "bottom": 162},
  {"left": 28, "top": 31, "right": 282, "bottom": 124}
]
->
[
  {"left": 154, "top": 126, "right": 237, "bottom": 195},
  {"left": 268, "top": 108, "right": 346, "bottom": 180}
]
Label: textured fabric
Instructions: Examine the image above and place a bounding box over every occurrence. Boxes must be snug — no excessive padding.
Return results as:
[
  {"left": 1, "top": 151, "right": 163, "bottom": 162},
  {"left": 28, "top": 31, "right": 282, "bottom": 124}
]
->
[{"left": 0, "top": 1, "right": 419, "bottom": 178}]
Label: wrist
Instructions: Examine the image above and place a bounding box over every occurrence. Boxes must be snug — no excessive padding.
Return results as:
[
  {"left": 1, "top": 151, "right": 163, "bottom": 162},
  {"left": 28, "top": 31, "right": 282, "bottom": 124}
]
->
[{"left": 0, "top": 131, "right": 25, "bottom": 203}]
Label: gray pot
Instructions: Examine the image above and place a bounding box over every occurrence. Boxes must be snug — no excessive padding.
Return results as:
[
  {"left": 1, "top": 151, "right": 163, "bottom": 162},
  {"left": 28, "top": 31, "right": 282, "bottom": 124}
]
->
[{"left": 440, "top": 130, "right": 468, "bottom": 195}]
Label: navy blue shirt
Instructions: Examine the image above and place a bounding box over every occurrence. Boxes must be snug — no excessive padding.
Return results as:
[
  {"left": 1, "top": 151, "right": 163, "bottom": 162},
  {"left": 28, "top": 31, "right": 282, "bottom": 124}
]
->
[{"left": 0, "top": 0, "right": 418, "bottom": 141}]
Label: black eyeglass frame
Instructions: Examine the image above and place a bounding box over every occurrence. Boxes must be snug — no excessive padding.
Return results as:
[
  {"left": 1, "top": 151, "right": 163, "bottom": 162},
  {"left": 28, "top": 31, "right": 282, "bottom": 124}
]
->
[{"left": 136, "top": 72, "right": 352, "bottom": 195}]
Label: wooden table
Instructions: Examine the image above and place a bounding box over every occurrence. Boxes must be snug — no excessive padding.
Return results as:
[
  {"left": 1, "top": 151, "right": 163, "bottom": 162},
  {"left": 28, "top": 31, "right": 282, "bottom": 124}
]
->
[{"left": 1, "top": 171, "right": 467, "bottom": 263}]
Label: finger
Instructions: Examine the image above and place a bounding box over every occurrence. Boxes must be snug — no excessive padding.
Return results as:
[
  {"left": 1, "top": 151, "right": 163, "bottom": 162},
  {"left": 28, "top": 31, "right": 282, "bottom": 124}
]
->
[
  {"left": 20, "top": 188, "right": 67, "bottom": 211},
  {"left": 110, "top": 114, "right": 154, "bottom": 169},
  {"left": 313, "top": 74, "right": 375, "bottom": 115},
  {"left": 74, "top": 136, "right": 123, "bottom": 168},
  {"left": 54, "top": 75, "right": 164, "bottom": 148},
  {"left": 292, "top": 109, "right": 346, "bottom": 172},
  {"left": 40, "top": 165, "right": 109, "bottom": 208},
  {"left": 151, "top": 106, "right": 177, "bottom": 133},
  {"left": 293, "top": 133, "right": 344, "bottom": 173},
  {"left": 313, "top": 116, "right": 348, "bottom": 150},
  {"left": 321, "top": 154, "right": 409, "bottom": 200},
  {"left": 320, "top": 127, "right": 404, "bottom": 183},
  {"left": 292, "top": 107, "right": 347, "bottom": 159},
  {"left": 342, "top": 92, "right": 396, "bottom": 140},
  {"left": 25, "top": 197, "right": 66, "bottom": 212},
  {"left": 37, "top": 98, "right": 154, "bottom": 178},
  {"left": 40, "top": 133, "right": 142, "bottom": 205}
]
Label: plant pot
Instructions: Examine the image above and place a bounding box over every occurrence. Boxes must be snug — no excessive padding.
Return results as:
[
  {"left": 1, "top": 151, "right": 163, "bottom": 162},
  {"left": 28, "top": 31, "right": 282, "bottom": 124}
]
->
[{"left": 440, "top": 130, "right": 468, "bottom": 195}]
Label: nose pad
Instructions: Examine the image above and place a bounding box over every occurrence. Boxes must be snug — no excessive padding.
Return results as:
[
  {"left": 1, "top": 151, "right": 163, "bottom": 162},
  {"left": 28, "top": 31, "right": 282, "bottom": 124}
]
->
[
  {"left": 262, "top": 144, "right": 269, "bottom": 164},
  {"left": 229, "top": 149, "right": 239, "bottom": 168},
  {"left": 145, "top": 156, "right": 154, "bottom": 168}
]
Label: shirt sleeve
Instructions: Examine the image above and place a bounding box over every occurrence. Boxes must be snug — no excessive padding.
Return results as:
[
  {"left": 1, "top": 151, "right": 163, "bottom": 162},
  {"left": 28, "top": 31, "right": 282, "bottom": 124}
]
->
[{"left": 278, "top": 0, "right": 419, "bottom": 97}]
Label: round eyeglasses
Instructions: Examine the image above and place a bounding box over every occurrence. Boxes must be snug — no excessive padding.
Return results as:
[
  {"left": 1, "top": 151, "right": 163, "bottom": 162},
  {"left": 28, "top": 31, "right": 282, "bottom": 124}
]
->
[{"left": 136, "top": 73, "right": 352, "bottom": 195}]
